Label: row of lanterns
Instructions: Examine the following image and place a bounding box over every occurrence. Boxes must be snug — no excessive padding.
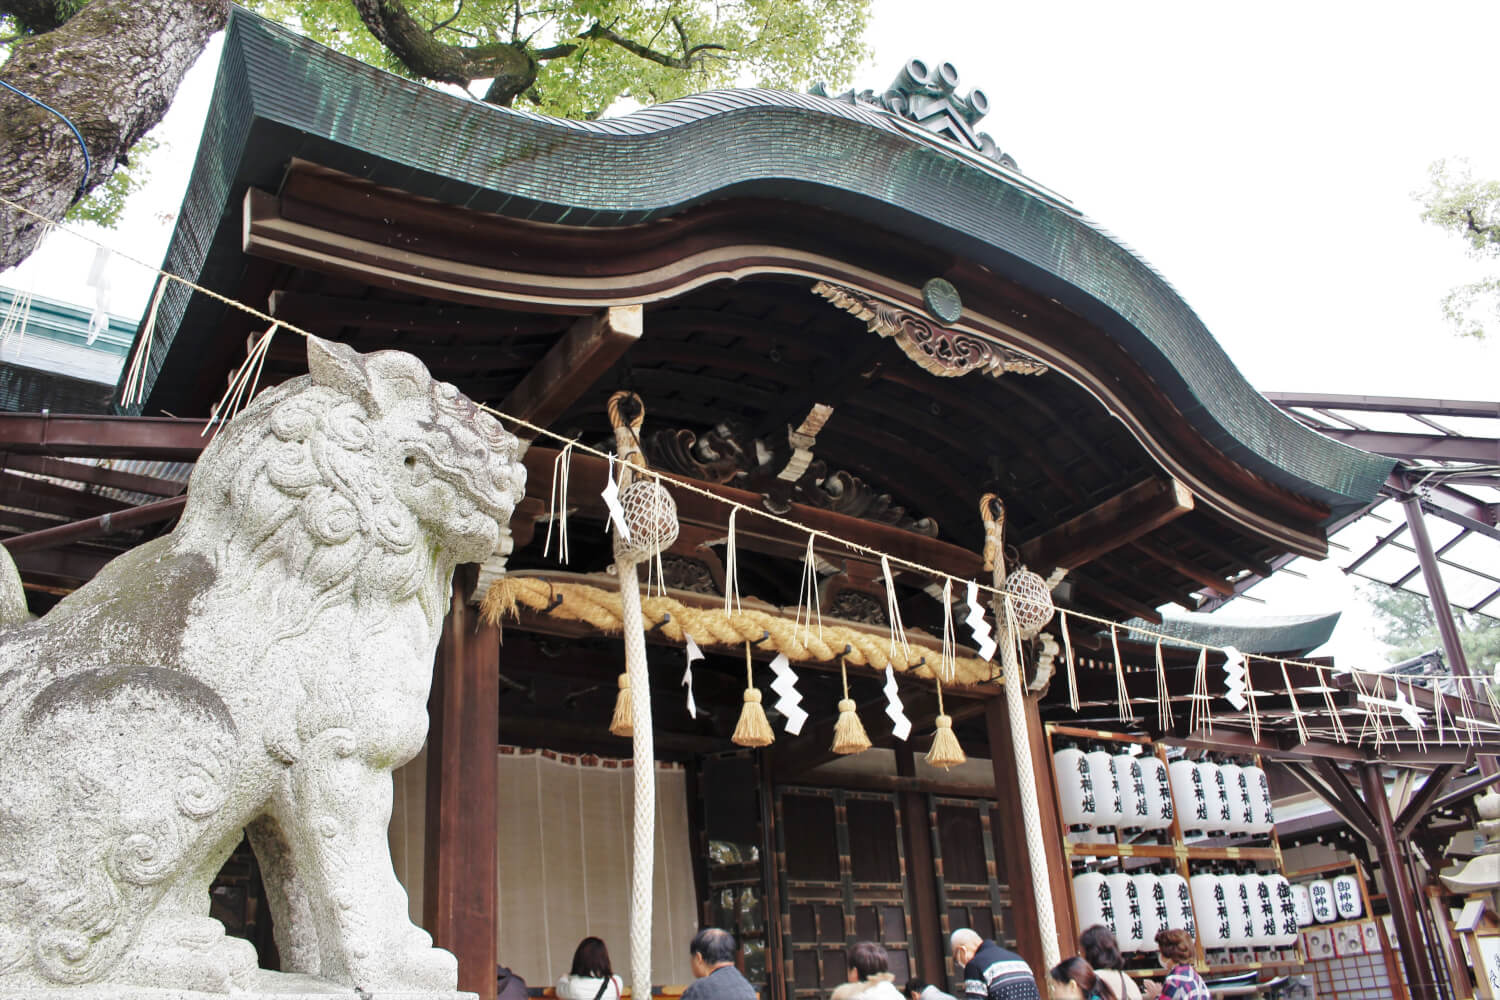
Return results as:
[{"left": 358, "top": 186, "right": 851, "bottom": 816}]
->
[
  {"left": 1053, "top": 745, "right": 1276, "bottom": 839},
  {"left": 1292, "top": 876, "right": 1364, "bottom": 924},
  {"left": 1187, "top": 870, "right": 1302, "bottom": 950},
  {"left": 1073, "top": 868, "right": 1195, "bottom": 952}
]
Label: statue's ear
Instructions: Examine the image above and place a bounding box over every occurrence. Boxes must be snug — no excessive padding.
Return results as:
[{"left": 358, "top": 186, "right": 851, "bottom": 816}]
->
[
  {"left": 307, "top": 337, "right": 377, "bottom": 411},
  {"left": 363, "top": 350, "right": 433, "bottom": 415}
]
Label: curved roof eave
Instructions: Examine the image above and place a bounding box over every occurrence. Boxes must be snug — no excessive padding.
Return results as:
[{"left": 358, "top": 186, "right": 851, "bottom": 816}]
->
[{"left": 136, "top": 9, "right": 1393, "bottom": 522}]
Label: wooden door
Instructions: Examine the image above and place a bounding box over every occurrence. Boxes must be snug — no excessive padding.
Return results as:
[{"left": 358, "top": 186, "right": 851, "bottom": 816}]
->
[
  {"left": 930, "top": 797, "right": 1008, "bottom": 990},
  {"left": 775, "top": 788, "right": 913, "bottom": 999}
]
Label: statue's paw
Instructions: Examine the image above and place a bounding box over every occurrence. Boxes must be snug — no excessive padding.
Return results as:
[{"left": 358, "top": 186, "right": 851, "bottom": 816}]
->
[
  {"left": 119, "top": 916, "right": 259, "bottom": 992},
  {"left": 352, "top": 942, "right": 457, "bottom": 993}
]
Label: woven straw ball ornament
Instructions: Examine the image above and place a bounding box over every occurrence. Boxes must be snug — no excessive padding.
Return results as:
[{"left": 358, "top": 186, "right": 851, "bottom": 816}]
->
[
  {"left": 1005, "top": 566, "right": 1055, "bottom": 638},
  {"left": 616, "top": 478, "right": 680, "bottom": 563}
]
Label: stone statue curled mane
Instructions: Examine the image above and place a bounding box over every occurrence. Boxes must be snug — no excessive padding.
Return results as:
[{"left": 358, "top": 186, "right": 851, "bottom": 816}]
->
[{"left": 0, "top": 338, "right": 525, "bottom": 996}]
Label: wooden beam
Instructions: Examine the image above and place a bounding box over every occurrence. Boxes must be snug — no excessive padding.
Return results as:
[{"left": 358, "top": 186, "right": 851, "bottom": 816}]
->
[
  {"left": 0, "top": 413, "right": 210, "bottom": 461},
  {"left": 500, "top": 306, "right": 642, "bottom": 437},
  {"left": 424, "top": 566, "right": 499, "bottom": 1000},
  {"left": 2, "top": 495, "right": 187, "bottom": 554},
  {"left": 896, "top": 745, "right": 946, "bottom": 983},
  {"left": 1127, "top": 537, "right": 1233, "bottom": 596},
  {"left": 1431, "top": 769, "right": 1500, "bottom": 812},
  {"left": 787, "top": 769, "right": 995, "bottom": 799},
  {"left": 1020, "top": 477, "right": 1194, "bottom": 573},
  {"left": 1067, "top": 572, "right": 1165, "bottom": 625},
  {"left": 1280, "top": 760, "right": 1379, "bottom": 844},
  {"left": 0, "top": 452, "right": 187, "bottom": 497},
  {"left": 1395, "top": 762, "right": 1464, "bottom": 839},
  {"left": 267, "top": 289, "right": 563, "bottom": 339},
  {"left": 1363, "top": 763, "right": 1441, "bottom": 1000}
]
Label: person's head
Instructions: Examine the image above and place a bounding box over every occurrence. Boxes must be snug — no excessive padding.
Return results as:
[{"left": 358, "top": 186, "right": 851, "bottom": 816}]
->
[
  {"left": 950, "top": 929, "right": 983, "bottom": 971},
  {"left": 689, "top": 928, "right": 738, "bottom": 978},
  {"left": 846, "top": 941, "right": 889, "bottom": 983},
  {"left": 1078, "top": 925, "right": 1124, "bottom": 973},
  {"left": 570, "top": 937, "right": 612, "bottom": 979},
  {"left": 1155, "top": 928, "right": 1196, "bottom": 969},
  {"left": 1050, "top": 959, "right": 1098, "bottom": 995},
  {"left": 905, "top": 979, "right": 929, "bottom": 1000}
]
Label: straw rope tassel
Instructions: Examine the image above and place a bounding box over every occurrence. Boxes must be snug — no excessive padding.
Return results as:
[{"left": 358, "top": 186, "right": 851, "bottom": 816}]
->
[
  {"left": 607, "top": 391, "right": 655, "bottom": 999},
  {"left": 733, "top": 641, "right": 774, "bottom": 747},
  {"left": 1061, "top": 610, "right": 1079, "bottom": 712},
  {"left": 832, "top": 654, "right": 871, "bottom": 755},
  {"left": 980, "top": 494, "right": 1059, "bottom": 971},
  {"left": 1154, "top": 639, "right": 1174, "bottom": 732},
  {"left": 1110, "top": 625, "right": 1134, "bottom": 724},
  {"left": 1280, "top": 660, "right": 1309, "bottom": 746},
  {"left": 925, "top": 677, "right": 965, "bottom": 768}
]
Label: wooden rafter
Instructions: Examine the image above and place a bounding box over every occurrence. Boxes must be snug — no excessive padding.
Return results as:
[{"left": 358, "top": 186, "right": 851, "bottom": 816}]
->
[
  {"left": 500, "top": 305, "right": 642, "bottom": 437},
  {"left": 1019, "top": 477, "right": 1194, "bottom": 573}
]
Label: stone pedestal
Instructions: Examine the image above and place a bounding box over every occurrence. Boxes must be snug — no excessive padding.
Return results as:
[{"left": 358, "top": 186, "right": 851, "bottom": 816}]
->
[{"left": 0, "top": 969, "right": 477, "bottom": 999}]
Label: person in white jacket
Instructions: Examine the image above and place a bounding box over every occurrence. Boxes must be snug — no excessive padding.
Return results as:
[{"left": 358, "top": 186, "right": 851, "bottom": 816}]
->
[
  {"left": 556, "top": 937, "right": 624, "bottom": 1000},
  {"left": 832, "top": 942, "right": 906, "bottom": 1000}
]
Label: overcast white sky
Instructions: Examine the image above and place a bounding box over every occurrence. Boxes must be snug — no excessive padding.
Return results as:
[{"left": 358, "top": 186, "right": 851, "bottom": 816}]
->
[{"left": 5, "top": 0, "right": 1498, "bottom": 668}]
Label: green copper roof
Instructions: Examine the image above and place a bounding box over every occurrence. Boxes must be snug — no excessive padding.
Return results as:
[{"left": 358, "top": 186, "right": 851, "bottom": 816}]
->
[
  {"left": 129, "top": 8, "right": 1393, "bottom": 521},
  {"left": 1124, "top": 610, "right": 1342, "bottom": 657}
]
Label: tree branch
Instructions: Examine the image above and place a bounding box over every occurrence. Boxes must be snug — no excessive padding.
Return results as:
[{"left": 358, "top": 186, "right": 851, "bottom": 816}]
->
[
  {"left": 353, "top": 0, "right": 537, "bottom": 103},
  {"left": 1464, "top": 207, "right": 1499, "bottom": 241},
  {"left": 430, "top": 0, "right": 463, "bottom": 34},
  {"left": 0, "top": 0, "right": 67, "bottom": 34},
  {"left": 581, "top": 19, "right": 727, "bottom": 70}
]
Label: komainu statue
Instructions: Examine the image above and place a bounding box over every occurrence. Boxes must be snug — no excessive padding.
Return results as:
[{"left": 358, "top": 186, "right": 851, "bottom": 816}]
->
[{"left": 0, "top": 338, "right": 525, "bottom": 994}]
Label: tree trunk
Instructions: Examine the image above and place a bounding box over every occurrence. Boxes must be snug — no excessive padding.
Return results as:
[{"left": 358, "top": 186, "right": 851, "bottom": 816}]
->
[{"left": 0, "top": 0, "right": 227, "bottom": 271}]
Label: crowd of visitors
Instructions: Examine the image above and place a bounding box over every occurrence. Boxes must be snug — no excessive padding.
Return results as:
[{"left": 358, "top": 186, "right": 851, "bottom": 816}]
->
[{"left": 544, "top": 921, "right": 1210, "bottom": 1000}]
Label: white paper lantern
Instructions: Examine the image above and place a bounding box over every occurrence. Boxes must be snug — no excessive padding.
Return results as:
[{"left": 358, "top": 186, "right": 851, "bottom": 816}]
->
[
  {"left": 1086, "top": 749, "right": 1123, "bottom": 832},
  {"left": 1245, "top": 764, "right": 1274, "bottom": 832},
  {"left": 1139, "top": 755, "right": 1175, "bottom": 831},
  {"left": 1272, "top": 877, "right": 1301, "bottom": 947},
  {"left": 1333, "top": 874, "right": 1363, "bottom": 919},
  {"left": 1220, "top": 763, "right": 1253, "bottom": 836},
  {"left": 1191, "top": 873, "right": 1233, "bottom": 948},
  {"left": 1252, "top": 875, "right": 1280, "bottom": 948},
  {"left": 1228, "top": 875, "right": 1257, "bottom": 948},
  {"left": 1074, "top": 871, "right": 1116, "bottom": 934},
  {"left": 1135, "top": 872, "right": 1170, "bottom": 946},
  {"left": 1054, "top": 747, "right": 1097, "bottom": 830},
  {"left": 1170, "top": 759, "right": 1209, "bottom": 835},
  {"left": 1199, "top": 761, "right": 1230, "bottom": 835},
  {"left": 1115, "top": 754, "right": 1151, "bottom": 833},
  {"left": 1105, "top": 872, "right": 1147, "bottom": 952},
  {"left": 1162, "top": 872, "right": 1195, "bottom": 938},
  {"left": 1291, "top": 883, "right": 1314, "bottom": 927},
  {"left": 1308, "top": 879, "right": 1337, "bottom": 923}
]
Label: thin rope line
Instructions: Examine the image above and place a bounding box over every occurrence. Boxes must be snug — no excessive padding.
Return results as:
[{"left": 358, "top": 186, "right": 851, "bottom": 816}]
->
[{"left": 3, "top": 189, "right": 1485, "bottom": 714}]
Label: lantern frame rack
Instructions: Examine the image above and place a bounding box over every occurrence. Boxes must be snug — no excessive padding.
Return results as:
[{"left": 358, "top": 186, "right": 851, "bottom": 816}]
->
[
  {"left": 1284, "top": 856, "right": 1405, "bottom": 996},
  {"left": 1046, "top": 724, "right": 1304, "bottom": 977}
]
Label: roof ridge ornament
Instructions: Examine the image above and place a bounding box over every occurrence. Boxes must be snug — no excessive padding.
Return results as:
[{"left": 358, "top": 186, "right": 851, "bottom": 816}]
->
[
  {"left": 811, "top": 280, "right": 1048, "bottom": 379},
  {"left": 811, "top": 58, "right": 1020, "bottom": 172}
]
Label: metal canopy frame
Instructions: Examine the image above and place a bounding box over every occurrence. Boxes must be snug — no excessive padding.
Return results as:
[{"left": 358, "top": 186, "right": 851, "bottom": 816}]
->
[{"left": 1200, "top": 393, "right": 1500, "bottom": 622}]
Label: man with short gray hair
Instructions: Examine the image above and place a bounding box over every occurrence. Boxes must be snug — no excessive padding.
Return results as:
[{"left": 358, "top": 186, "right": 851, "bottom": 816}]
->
[
  {"left": 949, "top": 929, "right": 1037, "bottom": 1000},
  {"left": 683, "top": 929, "right": 756, "bottom": 1000}
]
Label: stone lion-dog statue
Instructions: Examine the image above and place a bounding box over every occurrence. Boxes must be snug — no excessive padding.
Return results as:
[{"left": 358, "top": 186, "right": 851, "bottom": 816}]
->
[{"left": 0, "top": 337, "right": 525, "bottom": 993}]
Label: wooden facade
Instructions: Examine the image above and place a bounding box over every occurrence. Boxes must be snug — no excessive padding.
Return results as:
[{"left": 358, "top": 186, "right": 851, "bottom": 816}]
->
[{"left": 10, "top": 10, "right": 1497, "bottom": 1000}]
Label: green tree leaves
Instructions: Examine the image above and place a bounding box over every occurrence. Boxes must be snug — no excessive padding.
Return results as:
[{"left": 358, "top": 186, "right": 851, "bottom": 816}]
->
[{"left": 1419, "top": 158, "right": 1500, "bottom": 339}]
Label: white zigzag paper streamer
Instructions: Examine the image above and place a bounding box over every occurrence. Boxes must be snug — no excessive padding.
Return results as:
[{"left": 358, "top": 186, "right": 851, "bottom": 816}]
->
[
  {"left": 1222, "top": 645, "right": 1248, "bottom": 711},
  {"left": 964, "top": 580, "right": 997, "bottom": 661},
  {"left": 601, "top": 453, "right": 631, "bottom": 544},
  {"left": 884, "top": 664, "right": 911, "bottom": 741},
  {"left": 683, "top": 633, "right": 704, "bottom": 719},
  {"left": 768, "top": 652, "right": 807, "bottom": 735}
]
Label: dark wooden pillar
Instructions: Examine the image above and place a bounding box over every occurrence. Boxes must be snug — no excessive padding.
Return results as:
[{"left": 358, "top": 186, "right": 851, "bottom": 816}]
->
[
  {"left": 1362, "top": 763, "right": 1438, "bottom": 1000},
  {"left": 895, "top": 746, "right": 944, "bottom": 982},
  {"left": 424, "top": 565, "right": 499, "bottom": 1000},
  {"left": 987, "top": 694, "right": 1074, "bottom": 985}
]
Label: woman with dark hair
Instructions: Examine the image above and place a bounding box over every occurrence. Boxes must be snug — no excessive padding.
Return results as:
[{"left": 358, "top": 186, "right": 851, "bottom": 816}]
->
[
  {"left": 557, "top": 937, "right": 623, "bottom": 1000},
  {"left": 1048, "top": 957, "right": 1116, "bottom": 1000},
  {"left": 1078, "top": 926, "right": 1143, "bottom": 1000},
  {"left": 1149, "top": 930, "right": 1209, "bottom": 1000},
  {"left": 831, "top": 942, "right": 904, "bottom": 1000}
]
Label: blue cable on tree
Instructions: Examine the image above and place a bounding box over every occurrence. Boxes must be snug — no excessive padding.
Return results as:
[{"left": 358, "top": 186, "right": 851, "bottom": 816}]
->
[{"left": 0, "top": 78, "right": 91, "bottom": 203}]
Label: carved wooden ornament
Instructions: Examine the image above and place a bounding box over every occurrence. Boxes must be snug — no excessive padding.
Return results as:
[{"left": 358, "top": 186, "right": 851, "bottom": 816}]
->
[{"left": 812, "top": 281, "right": 1048, "bottom": 379}]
